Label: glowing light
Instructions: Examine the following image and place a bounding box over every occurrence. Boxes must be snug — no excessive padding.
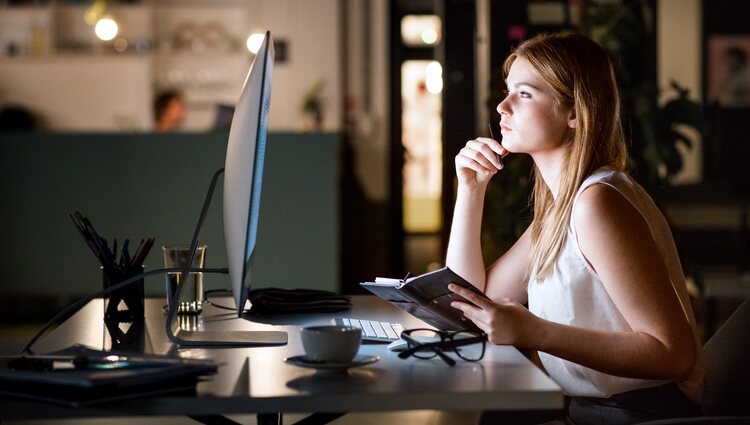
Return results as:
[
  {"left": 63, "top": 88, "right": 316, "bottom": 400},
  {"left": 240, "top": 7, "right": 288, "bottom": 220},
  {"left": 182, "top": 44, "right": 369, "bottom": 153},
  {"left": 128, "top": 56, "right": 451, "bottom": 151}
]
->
[
  {"left": 425, "top": 61, "right": 443, "bottom": 94},
  {"left": 421, "top": 28, "right": 438, "bottom": 45},
  {"left": 95, "top": 17, "right": 119, "bottom": 41},
  {"left": 84, "top": 0, "right": 107, "bottom": 26},
  {"left": 401, "top": 15, "right": 441, "bottom": 47},
  {"left": 113, "top": 37, "right": 128, "bottom": 52},
  {"left": 246, "top": 33, "right": 265, "bottom": 54}
]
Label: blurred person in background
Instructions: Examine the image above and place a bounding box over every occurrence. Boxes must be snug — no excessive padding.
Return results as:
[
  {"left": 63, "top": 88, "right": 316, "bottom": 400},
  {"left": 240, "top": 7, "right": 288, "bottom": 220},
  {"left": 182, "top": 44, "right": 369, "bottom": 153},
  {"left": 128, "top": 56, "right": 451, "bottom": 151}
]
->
[
  {"left": 154, "top": 90, "right": 186, "bottom": 131},
  {"left": 0, "top": 105, "right": 37, "bottom": 132}
]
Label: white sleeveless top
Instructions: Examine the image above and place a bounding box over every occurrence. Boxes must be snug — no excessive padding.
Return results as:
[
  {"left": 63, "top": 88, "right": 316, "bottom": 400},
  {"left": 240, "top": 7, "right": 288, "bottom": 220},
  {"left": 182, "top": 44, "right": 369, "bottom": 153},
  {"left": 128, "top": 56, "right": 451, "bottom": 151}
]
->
[{"left": 527, "top": 167, "right": 704, "bottom": 401}]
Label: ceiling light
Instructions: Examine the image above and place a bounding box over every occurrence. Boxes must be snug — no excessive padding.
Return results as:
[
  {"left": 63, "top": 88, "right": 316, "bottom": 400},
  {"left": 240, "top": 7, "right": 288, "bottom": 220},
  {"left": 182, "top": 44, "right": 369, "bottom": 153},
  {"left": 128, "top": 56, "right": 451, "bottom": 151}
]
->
[
  {"left": 246, "top": 33, "right": 265, "bottom": 54},
  {"left": 95, "top": 17, "right": 118, "bottom": 41}
]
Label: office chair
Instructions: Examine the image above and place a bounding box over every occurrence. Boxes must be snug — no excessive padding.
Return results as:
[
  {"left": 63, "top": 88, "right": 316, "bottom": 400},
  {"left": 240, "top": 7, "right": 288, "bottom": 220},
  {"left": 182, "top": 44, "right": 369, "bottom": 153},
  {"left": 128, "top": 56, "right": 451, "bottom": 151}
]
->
[
  {"left": 637, "top": 417, "right": 750, "bottom": 424},
  {"left": 638, "top": 298, "right": 750, "bottom": 424},
  {"left": 702, "top": 297, "right": 750, "bottom": 417}
]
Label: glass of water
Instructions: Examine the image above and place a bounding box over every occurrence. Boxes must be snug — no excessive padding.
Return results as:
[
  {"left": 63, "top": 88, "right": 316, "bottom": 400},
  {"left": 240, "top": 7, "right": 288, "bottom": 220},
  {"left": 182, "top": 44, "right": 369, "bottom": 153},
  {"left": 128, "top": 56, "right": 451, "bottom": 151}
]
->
[{"left": 162, "top": 244, "right": 206, "bottom": 314}]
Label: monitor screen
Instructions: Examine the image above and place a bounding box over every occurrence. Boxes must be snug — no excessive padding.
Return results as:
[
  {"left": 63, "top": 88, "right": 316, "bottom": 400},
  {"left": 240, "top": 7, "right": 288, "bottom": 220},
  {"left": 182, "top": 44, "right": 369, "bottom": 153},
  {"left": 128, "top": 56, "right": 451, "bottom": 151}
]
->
[{"left": 223, "top": 31, "right": 274, "bottom": 316}]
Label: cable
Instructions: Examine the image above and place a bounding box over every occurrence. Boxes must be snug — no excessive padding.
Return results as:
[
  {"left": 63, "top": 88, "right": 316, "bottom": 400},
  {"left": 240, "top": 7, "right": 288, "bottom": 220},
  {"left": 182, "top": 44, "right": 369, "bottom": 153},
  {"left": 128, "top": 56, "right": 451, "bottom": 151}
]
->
[
  {"left": 21, "top": 266, "right": 228, "bottom": 355},
  {"left": 161, "top": 167, "right": 287, "bottom": 348},
  {"left": 203, "top": 289, "right": 240, "bottom": 311},
  {"left": 165, "top": 168, "right": 230, "bottom": 346}
]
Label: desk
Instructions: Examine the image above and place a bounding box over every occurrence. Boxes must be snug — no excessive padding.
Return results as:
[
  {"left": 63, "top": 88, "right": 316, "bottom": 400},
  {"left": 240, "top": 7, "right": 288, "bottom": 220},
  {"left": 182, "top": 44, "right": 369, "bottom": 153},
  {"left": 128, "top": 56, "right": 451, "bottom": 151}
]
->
[{"left": 0, "top": 296, "right": 562, "bottom": 423}]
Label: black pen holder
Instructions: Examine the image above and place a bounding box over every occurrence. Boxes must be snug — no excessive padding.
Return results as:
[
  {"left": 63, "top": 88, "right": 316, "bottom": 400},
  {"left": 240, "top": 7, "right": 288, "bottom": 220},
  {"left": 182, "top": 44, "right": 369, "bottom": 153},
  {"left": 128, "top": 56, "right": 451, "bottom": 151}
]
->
[
  {"left": 102, "top": 266, "right": 145, "bottom": 322},
  {"left": 105, "top": 317, "right": 146, "bottom": 351}
]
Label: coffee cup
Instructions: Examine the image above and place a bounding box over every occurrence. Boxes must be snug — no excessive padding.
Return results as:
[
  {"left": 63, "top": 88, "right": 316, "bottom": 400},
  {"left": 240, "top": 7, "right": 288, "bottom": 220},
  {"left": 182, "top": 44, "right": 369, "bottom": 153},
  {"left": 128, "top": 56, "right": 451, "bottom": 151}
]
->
[{"left": 300, "top": 325, "right": 362, "bottom": 363}]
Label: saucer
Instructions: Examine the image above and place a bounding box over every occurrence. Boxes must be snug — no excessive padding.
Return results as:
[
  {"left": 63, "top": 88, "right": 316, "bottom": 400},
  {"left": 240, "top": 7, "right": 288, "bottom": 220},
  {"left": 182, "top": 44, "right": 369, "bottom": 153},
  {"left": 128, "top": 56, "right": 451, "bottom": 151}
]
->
[{"left": 284, "top": 354, "right": 379, "bottom": 372}]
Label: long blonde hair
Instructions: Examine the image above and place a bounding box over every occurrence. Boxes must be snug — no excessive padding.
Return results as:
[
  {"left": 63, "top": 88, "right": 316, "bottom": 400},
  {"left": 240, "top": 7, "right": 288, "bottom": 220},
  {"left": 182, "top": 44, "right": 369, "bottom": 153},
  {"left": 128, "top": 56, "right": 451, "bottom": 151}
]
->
[{"left": 503, "top": 33, "right": 629, "bottom": 280}]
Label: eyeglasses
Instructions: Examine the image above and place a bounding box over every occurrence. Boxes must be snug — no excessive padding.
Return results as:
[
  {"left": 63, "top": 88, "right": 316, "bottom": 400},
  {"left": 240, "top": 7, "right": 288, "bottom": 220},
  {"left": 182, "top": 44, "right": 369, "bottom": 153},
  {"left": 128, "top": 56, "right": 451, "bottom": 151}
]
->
[{"left": 398, "top": 328, "right": 487, "bottom": 366}]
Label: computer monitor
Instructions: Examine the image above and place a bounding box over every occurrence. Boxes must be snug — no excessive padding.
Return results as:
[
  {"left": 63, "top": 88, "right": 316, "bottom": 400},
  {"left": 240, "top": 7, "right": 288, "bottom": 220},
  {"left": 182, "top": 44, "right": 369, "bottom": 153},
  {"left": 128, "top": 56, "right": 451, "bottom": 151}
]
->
[
  {"left": 165, "top": 30, "right": 287, "bottom": 347},
  {"left": 21, "top": 31, "right": 287, "bottom": 352},
  {"left": 223, "top": 31, "right": 273, "bottom": 317}
]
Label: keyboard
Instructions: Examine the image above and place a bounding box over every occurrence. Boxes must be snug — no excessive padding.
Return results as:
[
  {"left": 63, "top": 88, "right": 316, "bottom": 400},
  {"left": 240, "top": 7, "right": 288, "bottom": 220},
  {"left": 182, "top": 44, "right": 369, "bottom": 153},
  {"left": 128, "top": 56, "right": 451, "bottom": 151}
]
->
[{"left": 332, "top": 318, "right": 404, "bottom": 342}]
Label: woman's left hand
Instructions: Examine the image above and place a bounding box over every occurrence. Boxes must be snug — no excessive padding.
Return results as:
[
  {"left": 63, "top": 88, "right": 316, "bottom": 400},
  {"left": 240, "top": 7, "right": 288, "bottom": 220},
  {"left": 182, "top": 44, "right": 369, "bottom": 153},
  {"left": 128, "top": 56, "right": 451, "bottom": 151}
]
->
[{"left": 448, "top": 283, "right": 542, "bottom": 349}]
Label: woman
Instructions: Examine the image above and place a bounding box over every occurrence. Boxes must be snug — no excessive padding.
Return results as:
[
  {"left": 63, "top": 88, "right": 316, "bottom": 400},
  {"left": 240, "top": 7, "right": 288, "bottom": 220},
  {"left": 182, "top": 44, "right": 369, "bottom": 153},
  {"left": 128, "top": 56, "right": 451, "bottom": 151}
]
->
[{"left": 446, "top": 33, "right": 704, "bottom": 424}]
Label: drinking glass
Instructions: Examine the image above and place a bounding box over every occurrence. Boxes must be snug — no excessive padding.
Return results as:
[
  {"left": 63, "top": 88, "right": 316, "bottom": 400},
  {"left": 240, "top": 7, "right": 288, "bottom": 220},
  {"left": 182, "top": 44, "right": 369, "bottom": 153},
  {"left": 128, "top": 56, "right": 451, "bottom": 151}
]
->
[{"left": 162, "top": 244, "right": 206, "bottom": 314}]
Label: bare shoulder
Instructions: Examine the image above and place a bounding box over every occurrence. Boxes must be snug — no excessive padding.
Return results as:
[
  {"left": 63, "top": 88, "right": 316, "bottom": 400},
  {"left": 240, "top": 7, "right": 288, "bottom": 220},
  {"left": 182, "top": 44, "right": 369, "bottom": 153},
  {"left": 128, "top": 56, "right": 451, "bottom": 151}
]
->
[
  {"left": 571, "top": 180, "right": 664, "bottom": 285},
  {"left": 572, "top": 182, "right": 649, "bottom": 241}
]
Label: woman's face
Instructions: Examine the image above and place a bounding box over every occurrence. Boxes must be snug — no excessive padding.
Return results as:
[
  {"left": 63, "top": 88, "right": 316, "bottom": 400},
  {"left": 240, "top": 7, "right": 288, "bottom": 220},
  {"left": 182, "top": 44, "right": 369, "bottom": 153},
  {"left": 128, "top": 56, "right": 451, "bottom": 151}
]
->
[{"left": 496, "top": 57, "right": 573, "bottom": 157}]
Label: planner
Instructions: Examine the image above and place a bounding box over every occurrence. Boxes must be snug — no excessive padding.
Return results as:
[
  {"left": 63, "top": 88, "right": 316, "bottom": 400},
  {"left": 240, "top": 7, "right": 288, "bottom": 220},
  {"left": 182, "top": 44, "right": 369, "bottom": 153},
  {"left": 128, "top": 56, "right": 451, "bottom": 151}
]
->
[{"left": 360, "top": 267, "right": 489, "bottom": 331}]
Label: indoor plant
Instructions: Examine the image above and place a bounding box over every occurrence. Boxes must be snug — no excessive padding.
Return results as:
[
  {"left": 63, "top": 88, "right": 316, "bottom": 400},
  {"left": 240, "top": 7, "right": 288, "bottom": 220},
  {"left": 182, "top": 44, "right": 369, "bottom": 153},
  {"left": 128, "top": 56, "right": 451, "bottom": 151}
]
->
[{"left": 480, "top": 0, "right": 707, "bottom": 262}]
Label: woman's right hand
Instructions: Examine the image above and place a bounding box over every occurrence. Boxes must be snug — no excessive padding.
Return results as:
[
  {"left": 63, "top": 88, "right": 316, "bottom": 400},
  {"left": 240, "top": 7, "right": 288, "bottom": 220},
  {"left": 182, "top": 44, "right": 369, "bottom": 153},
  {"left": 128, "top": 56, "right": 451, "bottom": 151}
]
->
[{"left": 455, "top": 137, "right": 506, "bottom": 188}]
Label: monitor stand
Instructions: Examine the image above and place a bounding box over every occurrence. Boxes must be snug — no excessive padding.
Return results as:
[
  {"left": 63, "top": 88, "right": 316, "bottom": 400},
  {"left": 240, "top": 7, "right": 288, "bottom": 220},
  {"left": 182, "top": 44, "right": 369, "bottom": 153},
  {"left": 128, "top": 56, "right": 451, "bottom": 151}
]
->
[
  {"left": 165, "top": 168, "right": 288, "bottom": 347},
  {"left": 173, "top": 330, "right": 288, "bottom": 347}
]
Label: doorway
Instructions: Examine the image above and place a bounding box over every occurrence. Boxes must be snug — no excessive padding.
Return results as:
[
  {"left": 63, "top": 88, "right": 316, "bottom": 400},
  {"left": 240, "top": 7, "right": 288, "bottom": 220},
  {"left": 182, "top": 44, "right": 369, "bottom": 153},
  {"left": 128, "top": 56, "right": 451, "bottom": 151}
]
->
[{"left": 394, "top": 5, "right": 445, "bottom": 275}]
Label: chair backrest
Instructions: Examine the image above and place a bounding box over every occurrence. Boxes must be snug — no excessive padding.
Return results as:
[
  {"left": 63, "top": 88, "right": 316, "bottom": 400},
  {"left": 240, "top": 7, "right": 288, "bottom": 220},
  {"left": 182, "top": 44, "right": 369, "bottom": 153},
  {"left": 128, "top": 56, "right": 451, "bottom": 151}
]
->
[
  {"left": 638, "top": 416, "right": 750, "bottom": 425},
  {"left": 636, "top": 417, "right": 750, "bottom": 424},
  {"left": 702, "top": 297, "right": 750, "bottom": 416}
]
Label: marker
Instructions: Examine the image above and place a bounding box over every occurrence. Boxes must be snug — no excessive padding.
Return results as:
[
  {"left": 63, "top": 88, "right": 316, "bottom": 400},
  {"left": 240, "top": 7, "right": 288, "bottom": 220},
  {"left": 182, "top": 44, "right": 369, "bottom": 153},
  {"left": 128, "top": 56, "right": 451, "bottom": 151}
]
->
[{"left": 488, "top": 123, "right": 503, "bottom": 168}]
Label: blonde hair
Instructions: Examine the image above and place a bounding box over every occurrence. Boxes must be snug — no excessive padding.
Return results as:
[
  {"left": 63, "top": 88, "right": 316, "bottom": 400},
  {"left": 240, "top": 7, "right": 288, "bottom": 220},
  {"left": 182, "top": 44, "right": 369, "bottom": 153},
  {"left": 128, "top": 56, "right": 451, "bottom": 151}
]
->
[{"left": 503, "top": 33, "right": 629, "bottom": 280}]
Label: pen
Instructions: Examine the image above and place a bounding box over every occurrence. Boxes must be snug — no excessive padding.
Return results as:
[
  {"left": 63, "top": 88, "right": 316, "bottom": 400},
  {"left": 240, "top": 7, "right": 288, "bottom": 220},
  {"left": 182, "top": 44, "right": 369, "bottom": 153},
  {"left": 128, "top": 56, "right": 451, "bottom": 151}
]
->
[
  {"left": 79, "top": 213, "right": 114, "bottom": 267},
  {"left": 70, "top": 211, "right": 155, "bottom": 271},
  {"left": 488, "top": 122, "right": 503, "bottom": 168},
  {"left": 132, "top": 237, "right": 154, "bottom": 268},
  {"left": 131, "top": 239, "right": 144, "bottom": 266},
  {"left": 121, "top": 239, "right": 130, "bottom": 268},
  {"left": 70, "top": 213, "right": 109, "bottom": 267}
]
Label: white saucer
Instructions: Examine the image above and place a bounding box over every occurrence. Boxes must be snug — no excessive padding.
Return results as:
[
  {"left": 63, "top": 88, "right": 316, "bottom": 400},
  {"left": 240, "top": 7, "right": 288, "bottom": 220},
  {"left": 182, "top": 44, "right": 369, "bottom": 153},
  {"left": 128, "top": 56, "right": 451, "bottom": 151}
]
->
[{"left": 284, "top": 354, "right": 380, "bottom": 372}]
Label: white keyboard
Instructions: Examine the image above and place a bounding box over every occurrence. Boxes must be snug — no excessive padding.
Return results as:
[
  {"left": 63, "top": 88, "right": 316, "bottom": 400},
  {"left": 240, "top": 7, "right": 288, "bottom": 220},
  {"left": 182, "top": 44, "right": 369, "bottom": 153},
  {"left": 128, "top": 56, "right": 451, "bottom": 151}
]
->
[{"left": 332, "top": 318, "right": 404, "bottom": 342}]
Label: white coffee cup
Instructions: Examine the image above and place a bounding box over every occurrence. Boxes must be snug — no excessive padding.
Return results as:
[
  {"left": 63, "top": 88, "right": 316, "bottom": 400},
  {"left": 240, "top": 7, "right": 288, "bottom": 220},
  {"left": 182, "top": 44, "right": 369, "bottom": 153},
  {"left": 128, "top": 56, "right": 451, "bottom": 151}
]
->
[{"left": 300, "top": 325, "right": 362, "bottom": 363}]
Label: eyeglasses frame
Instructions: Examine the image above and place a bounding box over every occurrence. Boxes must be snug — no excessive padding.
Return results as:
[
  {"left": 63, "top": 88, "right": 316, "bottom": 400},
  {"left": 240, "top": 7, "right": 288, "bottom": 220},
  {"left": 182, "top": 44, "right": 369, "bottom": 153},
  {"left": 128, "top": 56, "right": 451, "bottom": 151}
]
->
[{"left": 397, "top": 328, "right": 487, "bottom": 367}]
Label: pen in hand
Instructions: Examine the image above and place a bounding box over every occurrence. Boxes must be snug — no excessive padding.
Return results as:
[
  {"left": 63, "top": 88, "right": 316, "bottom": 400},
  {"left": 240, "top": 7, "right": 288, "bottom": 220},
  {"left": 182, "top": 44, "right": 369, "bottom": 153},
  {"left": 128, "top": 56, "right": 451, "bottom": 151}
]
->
[{"left": 488, "top": 122, "right": 504, "bottom": 168}]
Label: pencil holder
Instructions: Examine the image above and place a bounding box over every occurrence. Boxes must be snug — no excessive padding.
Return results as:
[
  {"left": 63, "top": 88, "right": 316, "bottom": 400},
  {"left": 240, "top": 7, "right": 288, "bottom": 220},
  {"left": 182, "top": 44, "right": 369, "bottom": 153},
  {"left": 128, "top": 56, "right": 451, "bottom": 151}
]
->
[
  {"left": 102, "top": 265, "right": 145, "bottom": 322},
  {"left": 105, "top": 317, "right": 145, "bottom": 351}
]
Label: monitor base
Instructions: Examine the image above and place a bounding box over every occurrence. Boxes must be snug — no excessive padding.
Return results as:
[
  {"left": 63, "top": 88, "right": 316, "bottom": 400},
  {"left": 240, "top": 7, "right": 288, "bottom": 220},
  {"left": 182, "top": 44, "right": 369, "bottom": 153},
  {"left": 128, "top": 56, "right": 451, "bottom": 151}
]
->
[{"left": 174, "top": 330, "right": 288, "bottom": 347}]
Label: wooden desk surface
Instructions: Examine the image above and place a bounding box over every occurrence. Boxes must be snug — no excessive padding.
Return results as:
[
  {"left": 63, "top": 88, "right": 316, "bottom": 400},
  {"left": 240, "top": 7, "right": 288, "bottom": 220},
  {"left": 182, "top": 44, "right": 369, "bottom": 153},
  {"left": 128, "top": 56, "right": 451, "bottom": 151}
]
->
[{"left": 1, "top": 295, "right": 562, "bottom": 420}]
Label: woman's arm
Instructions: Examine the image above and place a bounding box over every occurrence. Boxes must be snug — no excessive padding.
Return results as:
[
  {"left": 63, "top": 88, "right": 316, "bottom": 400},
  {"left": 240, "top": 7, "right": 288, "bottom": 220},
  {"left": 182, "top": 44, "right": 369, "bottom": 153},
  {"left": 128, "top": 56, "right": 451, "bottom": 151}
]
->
[
  {"left": 564, "top": 184, "right": 696, "bottom": 379},
  {"left": 446, "top": 137, "right": 529, "bottom": 303},
  {"left": 445, "top": 182, "right": 490, "bottom": 290},
  {"left": 450, "top": 184, "right": 696, "bottom": 381}
]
